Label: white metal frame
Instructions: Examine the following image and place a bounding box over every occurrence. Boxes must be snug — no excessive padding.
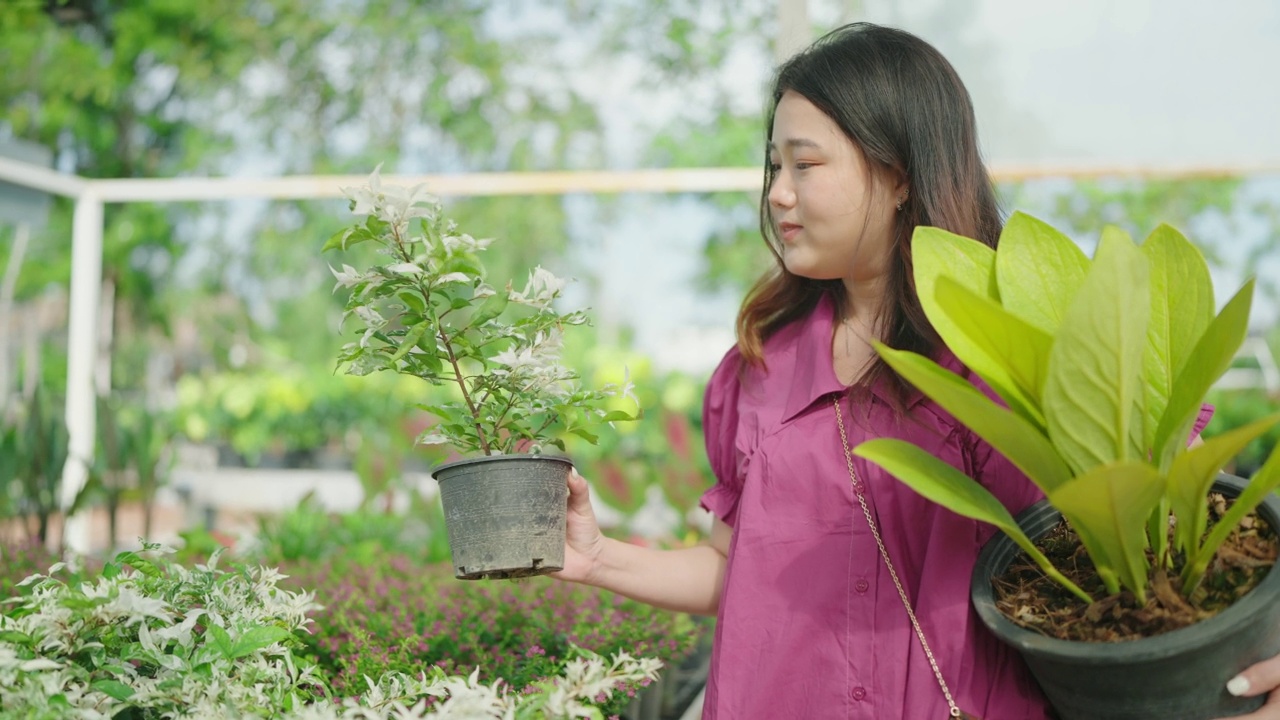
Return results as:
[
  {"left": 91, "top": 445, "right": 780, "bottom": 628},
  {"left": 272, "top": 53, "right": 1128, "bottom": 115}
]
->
[{"left": 0, "top": 153, "right": 1276, "bottom": 554}]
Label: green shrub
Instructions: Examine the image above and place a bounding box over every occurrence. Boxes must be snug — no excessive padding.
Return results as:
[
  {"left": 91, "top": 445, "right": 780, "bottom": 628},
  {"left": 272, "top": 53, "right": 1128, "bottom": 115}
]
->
[{"left": 285, "top": 553, "right": 700, "bottom": 716}]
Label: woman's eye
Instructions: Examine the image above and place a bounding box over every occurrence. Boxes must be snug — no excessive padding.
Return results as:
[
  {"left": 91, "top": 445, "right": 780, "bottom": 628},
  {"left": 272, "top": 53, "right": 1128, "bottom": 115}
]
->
[
  {"left": 794, "top": 161, "right": 815, "bottom": 171},
  {"left": 768, "top": 162, "right": 781, "bottom": 172}
]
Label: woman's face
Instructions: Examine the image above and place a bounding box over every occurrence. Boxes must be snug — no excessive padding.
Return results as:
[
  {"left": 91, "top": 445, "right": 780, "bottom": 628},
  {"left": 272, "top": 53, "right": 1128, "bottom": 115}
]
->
[{"left": 766, "top": 90, "right": 902, "bottom": 286}]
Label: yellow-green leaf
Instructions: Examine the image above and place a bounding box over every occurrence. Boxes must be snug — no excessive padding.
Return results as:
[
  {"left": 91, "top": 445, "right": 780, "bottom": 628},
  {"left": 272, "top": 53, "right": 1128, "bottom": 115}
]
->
[
  {"left": 935, "top": 276, "right": 1054, "bottom": 405},
  {"left": 995, "top": 212, "right": 1091, "bottom": 334},
  {"left": 1154, "top": 279, "right": 1254, "bottom": 471},
  {"left": 875, "top": 344, "right": 1071, "bottom": 493},
  {"left": 1043, "top": 227, "right": 1149, "bottom": 474},
  {"left": 855, "top": 438, "right": 1091, "bottom": 603},
  {"left": 1140, "top": 225, "right": 1215, "bottom": 451},
  {"left": 1049, "top": 460, "right": 1164, "bottom": 601},
  {"left": 1185, "top": 444, "right": 1280, "bottom": 594},
  {"left": 1168, "top": 413, "right": 1280, "bottom": 556},
  {"left": 911, "top": 226, "right": 1042, "bottom": 428}
]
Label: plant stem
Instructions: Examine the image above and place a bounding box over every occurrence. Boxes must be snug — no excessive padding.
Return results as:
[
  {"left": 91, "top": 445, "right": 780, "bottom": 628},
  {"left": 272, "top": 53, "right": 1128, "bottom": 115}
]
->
[
  {"left": 390, "top": 221, "right": 493, "bottom": 456},
  {"left": 435, "top": 324, "right": 491, "bottom": 455}
]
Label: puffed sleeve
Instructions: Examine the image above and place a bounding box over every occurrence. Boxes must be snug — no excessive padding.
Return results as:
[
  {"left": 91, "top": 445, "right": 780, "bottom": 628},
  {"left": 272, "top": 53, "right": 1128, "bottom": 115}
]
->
[
  {"left": 699, "top": 347, "right": 745, "bottom": 527},
  {"left": 1193, "top": 403, "right": 1214, "bottom": 439}
]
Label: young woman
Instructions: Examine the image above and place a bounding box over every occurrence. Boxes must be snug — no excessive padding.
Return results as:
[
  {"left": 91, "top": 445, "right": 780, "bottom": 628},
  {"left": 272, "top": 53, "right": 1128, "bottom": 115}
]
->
[{"left": 552, "top": 22, "right": 1280, "bottom": 719}]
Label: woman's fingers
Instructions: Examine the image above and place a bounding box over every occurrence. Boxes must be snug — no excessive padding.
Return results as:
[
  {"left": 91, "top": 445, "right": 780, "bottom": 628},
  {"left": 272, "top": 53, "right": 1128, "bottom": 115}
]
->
[
  {"left": 1218, "top": 655, "right": 1280, "bottom": 720},
  {"left": 1229, "top": 655, "right": 1280, "bottom": 699}
]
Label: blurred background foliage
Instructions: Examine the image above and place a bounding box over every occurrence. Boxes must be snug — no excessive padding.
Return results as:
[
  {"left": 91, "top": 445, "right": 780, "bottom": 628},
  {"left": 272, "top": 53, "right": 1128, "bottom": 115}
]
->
[{"left": 1, "top": 0, "right": 1278, "bottom": 555}]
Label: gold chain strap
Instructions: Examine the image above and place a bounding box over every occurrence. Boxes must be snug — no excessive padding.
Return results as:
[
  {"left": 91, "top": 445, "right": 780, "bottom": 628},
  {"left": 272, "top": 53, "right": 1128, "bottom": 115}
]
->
[{"left": 833, "top": 397, "right": 965, "bottom": 720}]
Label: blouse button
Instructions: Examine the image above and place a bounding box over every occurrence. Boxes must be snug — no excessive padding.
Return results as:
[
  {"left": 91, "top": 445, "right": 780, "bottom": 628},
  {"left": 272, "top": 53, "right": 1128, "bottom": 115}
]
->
[
  {"left": 852, "top": 687, "right": 867, "bottom": 701},
  {"left": 855, "top": 578, "right": 870, "bottom": 593}
]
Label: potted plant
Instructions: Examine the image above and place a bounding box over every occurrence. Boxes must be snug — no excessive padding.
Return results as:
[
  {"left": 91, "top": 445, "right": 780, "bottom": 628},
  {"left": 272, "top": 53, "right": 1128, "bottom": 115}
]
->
[
  {"left": 852, "top": 212, "right": 1280, "bottom": 719},
  {"left": 322, "top": 169, "right": 636, "bottom": 580}
]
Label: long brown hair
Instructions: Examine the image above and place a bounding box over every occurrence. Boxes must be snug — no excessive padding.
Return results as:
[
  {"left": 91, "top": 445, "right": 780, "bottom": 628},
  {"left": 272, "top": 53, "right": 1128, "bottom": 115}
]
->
[{"left": 738, "top": 23, "right": 1002, "bottom": 406}]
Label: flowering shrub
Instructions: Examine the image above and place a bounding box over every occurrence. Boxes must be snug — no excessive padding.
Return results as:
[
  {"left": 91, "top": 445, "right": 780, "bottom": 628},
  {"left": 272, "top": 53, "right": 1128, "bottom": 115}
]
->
[
  {"left": 0, "top": 544, "right": 326, "bottom": 717},
  {"left": 0, "top": 547, "right": 663, "bottom": 718},
  {"left": 324, "top": 169, "right": 636, "bottom": 456},
  {"left": 285, "top": 554, "right": 699, "bottom": 715}
]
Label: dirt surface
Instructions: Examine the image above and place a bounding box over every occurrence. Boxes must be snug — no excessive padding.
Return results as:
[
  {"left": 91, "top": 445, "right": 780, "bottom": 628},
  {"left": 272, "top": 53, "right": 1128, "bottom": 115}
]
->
[{"left": 992, "top": 493, "right": 1278, "bottom": 642}]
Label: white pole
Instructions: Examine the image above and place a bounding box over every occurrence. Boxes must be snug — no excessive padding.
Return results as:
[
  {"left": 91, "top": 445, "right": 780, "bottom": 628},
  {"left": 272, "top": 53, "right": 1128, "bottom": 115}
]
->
[
  {"left": 60, "top": 190, "right": 103, "bottom": 556},
  {"left": 0, "top": 155, "right": 85, "bottom": 198},
  {"left": 777, "top": 0, "right": 811, "bottom": 63},
  {"left": 0, "top": 222, "right": 31, "bottom": 420}
]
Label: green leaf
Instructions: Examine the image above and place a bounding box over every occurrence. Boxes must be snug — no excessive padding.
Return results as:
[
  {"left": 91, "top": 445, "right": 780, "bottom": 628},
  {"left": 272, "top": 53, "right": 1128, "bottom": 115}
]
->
[
  {"left": 470, "top": 291, "right": 509, "bottom": 327},
  {"left": 568, "top": 428, "right": 599, "bottom": 444},
  {"left": 389, "top": 322, "right": 430, "bottom": 364},
  {"left": 1153, "top": 279, "right": 1254, "bottom": 470},
  {"left": 910, "top": 227, "right": 1044, "bottom": 427},
  {"left": 1048, "top": 460, "right": 1164, "bottom": 600},
  {"left": 398, "top": 291, "right": 427, "bottom": 314},
  {"left": 875, "top": 343, "right": 1072, "bottom": 493},
  {"left": 995, "top": 212, "right": 1091, "bottom": 333},
  {"left": 1185, "top": 444, "right": 1280, "bottom": 594},
  {"left": 113, "top": 551, "right": 161, "bottom": 578},
  {"left": 935, "top": 276, "right": 1054, "bottom": 405},
  {"left": 1043, "top": 226, "right": 1150, "bottom": 473},
  {"left": 1169, "top": 413, "right": 1280, "bottom": 556},
  {"left": 1140, "top": 225, "right": 1215, "bottom": 451},
  {"left": 230, "top": 626, "right": 291, "bottom": 659},
  {"left": 206, "top": 624, "right": 233, "bottom": 660},
  {"left": 854, "top": 438, "right": 1091, "bottom": 603},
  {"left": 91, "top": 679, "right": 135, "bottom": 701},
  {"left": 0, "top": 630, "right": 32, "bottom": 645},
  {"left": 322, "top": 227, "right": 373, "bottom": 252}
]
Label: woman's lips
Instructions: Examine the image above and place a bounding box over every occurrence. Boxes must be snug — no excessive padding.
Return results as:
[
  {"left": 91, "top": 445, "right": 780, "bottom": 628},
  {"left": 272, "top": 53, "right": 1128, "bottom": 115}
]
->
[{"left": 779, "top": 222, "right": 802, "bottom": 242}]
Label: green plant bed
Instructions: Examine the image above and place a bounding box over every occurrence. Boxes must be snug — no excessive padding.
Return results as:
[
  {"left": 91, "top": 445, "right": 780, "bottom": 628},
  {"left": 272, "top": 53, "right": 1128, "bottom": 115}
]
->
[
  {"left": 0, "top": 538, "right": 58, "bottom": 598},
  {"left": 1, "top": 545, "right": 667, "bottom": 718},
  {"left": 283, "top": 554, "right": 703, "bottom": 715}
]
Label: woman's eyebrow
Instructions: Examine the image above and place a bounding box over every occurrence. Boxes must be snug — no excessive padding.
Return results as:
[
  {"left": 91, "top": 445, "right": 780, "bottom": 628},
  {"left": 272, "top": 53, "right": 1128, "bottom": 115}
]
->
[{"left": 767, "top": 138, "right": 824, "bottom": 152}]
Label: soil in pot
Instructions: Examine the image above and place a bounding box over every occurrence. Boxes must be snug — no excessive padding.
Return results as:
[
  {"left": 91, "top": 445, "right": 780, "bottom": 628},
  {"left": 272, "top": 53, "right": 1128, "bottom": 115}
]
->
[{"left": 993, "top": 491, "right": 1278, "bottom": 642}]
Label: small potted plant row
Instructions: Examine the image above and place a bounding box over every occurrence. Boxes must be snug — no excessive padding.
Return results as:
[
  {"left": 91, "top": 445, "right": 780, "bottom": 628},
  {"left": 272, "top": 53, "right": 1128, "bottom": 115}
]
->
[
  {"left": 323, "top": 169, "right": 636, "bottom": 580},
  {"left": 855, "top": 212, "right": 1280, "bottom": 719}
]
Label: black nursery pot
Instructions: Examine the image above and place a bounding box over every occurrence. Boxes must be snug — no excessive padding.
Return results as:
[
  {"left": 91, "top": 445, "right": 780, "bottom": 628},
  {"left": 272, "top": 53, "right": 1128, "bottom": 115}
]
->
[
  {"left": 972, "top": 473, "right": 1280, "bottom": 720},
  {"left": 431, "top": 454, "right": 571, "bottom": 580}
]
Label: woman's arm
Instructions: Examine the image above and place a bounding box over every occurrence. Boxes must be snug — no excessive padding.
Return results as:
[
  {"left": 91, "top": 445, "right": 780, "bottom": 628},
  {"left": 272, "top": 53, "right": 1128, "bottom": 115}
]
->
[{"left": 551, "top": 470, "right": 732, "bottom": 616}]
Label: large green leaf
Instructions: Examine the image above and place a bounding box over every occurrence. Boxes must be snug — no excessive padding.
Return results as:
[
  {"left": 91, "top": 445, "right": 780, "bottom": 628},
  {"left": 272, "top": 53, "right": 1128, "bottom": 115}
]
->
[
  {"left": 1153, "top": 280, "right": 1255, "bottom": 471},
  {"left": 911, "top": 227, "right": 1043, "bottom": 429},
  {"left": 1168, "top": 413, "right": 1280, "bottom": 557},
  {"left": 935, "top": 276, "right": 1054, "bottom": 405},
  {"left": 1049, "top": 460, "right": 1164, "bottom": 601},
  {"left": 1184, "top": 443, "right": 1280, "bottom": 594},
  {"left": 1139, "top": 225, "right": 1215, "bottom": 451},
  {"left": 854, "top": 438, "right": 1091, "bottom": 603},
  {"left": 995, "top": 212, "right": 1091, "bottom": 334},
  {"left": 874, "top": 344, "right": 1072, "bottom": 493},
  {"left": 1043, "top": 227, "right": 1150, "bottom": 474}
]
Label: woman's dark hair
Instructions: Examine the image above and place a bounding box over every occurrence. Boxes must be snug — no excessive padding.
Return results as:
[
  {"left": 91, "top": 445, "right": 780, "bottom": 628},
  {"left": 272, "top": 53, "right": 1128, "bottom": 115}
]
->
[{"left": 737, "top": 22, "right": 1002, "bottom": 407}]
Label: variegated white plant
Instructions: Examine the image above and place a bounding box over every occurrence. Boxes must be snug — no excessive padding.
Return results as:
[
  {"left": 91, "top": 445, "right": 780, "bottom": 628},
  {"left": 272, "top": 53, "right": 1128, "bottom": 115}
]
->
[
  {"left": 0, "top": 547, "right": 661, "bottom": 718},
  {"left": 323, "top": 168, "right": 637, "bottom": 456}
]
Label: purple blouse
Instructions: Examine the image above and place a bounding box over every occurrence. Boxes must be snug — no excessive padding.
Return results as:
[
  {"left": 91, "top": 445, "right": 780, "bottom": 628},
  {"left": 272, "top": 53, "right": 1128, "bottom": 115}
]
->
[{"left": 698, "top": 295, "right": 1212, "bottom": 720}]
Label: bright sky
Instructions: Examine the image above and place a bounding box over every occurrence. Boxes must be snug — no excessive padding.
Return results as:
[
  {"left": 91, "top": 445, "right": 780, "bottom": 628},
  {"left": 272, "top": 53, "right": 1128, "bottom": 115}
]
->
[{"left": 590, "top": 0, "right": 1280, "bottom": 372}]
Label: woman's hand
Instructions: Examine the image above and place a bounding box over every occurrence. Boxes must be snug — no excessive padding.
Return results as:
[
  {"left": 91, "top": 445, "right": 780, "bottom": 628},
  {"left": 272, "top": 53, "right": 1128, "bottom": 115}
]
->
[
  {"left": 550, "top": 469, "right": 608, "bottom": 585},
  {"left": 1219, "top": 655, "right": 1280, "bottom": 719}
]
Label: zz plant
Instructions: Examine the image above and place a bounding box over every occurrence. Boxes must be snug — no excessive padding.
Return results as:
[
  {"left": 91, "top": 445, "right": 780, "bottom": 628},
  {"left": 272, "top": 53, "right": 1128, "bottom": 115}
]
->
[{"left": 854, "top": 212, "right": 1280, "bottom": 604}]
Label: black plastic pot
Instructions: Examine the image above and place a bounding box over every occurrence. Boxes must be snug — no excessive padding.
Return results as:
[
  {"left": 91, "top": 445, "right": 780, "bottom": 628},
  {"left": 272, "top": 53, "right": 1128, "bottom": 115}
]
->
[
  {"left": 431, "top": 454, "right": 571, "bottom": 580},
  {"left": 971, "top": 473, "right": 1280, "bottom": 720}
]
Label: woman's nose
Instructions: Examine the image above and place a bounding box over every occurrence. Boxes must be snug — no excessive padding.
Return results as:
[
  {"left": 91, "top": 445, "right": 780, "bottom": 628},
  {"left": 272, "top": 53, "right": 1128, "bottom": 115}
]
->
[{"left": 768, "top": 173, "right": 796, "bottom": 209}]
